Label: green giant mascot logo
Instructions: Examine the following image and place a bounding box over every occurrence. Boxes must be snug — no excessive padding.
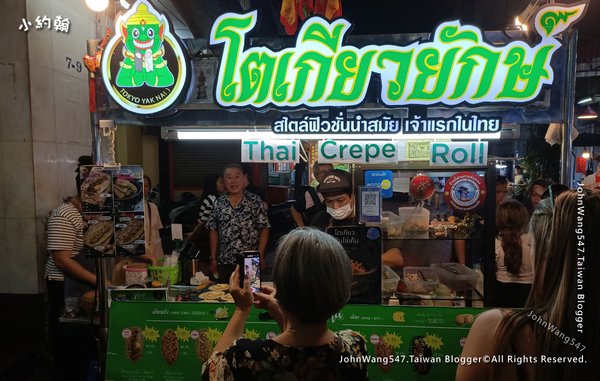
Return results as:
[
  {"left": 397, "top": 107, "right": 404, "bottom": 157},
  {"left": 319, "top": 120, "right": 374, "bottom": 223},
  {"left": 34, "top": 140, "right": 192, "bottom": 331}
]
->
[{"left": 102, "top": 0, "right": 189, "bottom": 115}]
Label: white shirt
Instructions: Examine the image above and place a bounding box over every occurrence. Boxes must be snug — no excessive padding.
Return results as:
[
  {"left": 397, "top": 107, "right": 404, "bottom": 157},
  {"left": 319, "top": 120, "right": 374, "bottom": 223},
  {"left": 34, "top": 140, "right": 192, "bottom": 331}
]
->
[{"left": 495, "top": 233, "right": 534, "bottom": 284}]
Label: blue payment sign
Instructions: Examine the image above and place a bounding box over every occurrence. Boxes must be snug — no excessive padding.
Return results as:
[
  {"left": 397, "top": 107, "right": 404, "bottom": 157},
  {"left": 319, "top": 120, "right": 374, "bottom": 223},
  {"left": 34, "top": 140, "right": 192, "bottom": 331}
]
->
[{"left": 365, "top": 170, "right": 393, "bottom": 198}]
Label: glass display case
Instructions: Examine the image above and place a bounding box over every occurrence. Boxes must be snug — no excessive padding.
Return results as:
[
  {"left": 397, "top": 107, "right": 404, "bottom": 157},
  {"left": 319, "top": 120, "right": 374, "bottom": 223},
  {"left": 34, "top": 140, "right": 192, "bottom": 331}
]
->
[{"left": 354, "top": 162, "right": 496, "bottom": 307}]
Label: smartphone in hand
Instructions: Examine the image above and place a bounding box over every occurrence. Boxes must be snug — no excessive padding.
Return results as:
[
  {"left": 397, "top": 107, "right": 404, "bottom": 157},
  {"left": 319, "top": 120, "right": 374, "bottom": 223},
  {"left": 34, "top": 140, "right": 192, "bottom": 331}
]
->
[{"left": 237, "top": 251, "right": 261, "bottom": 293}]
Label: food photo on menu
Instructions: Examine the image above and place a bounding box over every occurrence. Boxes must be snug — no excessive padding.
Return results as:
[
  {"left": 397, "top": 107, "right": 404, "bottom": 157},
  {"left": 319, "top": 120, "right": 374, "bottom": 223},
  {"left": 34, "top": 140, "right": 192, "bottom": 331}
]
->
[
  {"left": 83, "top": 214, "right": 115, "bottom": 256},
  {"left": 80, "top": 166, "right": 113, "bottom": 212},
  {"left": 113, "top": 168, "right": 144, "bottom": 212},
  {"left": 115, "top": 213, "right": 145, "bottom": 256}
]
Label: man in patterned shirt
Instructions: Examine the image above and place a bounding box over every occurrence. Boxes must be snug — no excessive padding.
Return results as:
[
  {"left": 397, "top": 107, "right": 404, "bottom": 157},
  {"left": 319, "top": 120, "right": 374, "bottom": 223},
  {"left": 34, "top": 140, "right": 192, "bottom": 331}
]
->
[{"left": 207, "top": 163, "right": 270, "bottom": 282}]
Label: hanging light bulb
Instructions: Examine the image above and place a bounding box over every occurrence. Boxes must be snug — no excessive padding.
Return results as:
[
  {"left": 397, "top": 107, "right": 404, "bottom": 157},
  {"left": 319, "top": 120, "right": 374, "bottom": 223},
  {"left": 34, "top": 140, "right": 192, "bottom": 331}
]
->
[
  {"left": 582, "top": 148, "right": 591, "bottom": 159},
  {"left": 85, "top": 0, "right": 109, "bottom": 12}
]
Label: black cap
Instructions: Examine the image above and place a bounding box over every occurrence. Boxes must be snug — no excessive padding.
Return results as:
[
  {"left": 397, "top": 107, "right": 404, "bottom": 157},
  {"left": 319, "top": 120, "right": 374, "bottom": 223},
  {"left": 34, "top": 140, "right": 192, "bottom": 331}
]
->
[{"left": 318, "top": 169, "right": 352, "bottom": 194}]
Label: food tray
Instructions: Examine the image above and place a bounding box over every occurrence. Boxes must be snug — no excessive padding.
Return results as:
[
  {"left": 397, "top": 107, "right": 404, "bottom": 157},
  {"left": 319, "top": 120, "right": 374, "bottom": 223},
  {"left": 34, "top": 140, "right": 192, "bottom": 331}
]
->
[
  {"left": 431, "top": 263, "right": 479, "bottom": 290},
  {"left": 403, "top": 267, "right": 439, "bottom": 294},
  {"left": 382, "top": 265, "right": 400, "bottom": 293},
  {"left": 399, "top": 207, "right": 430, "bottom": 232}
]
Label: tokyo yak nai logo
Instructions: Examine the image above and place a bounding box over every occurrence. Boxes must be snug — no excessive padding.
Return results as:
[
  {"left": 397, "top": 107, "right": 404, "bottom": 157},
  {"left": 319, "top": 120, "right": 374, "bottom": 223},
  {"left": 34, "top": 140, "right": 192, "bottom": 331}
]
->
[{"left": 102, "top": 0, "right": 189, "bottom": 115}]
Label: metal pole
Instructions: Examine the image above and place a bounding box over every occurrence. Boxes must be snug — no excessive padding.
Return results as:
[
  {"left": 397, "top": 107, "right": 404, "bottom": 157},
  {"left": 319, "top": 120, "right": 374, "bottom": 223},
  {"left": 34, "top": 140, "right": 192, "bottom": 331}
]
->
[
  {"left": 561, "top": 29, "right": 578, "bottom": 186},
  {"left": 87, "top": 36, "right": 108, "bottom": 381},
  {"left": 87, "top": 39, "right": 102, "bottom": 164}
]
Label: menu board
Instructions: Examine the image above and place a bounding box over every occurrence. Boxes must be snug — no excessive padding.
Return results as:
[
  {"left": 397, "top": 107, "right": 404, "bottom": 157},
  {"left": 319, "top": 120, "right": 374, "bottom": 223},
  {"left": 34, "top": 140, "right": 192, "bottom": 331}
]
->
[
  {"left": 80, "top": 166, "right": 145, "bottom": 257},
  {"left": 105, "top": 302, "right": 485, "bottom": 381}
]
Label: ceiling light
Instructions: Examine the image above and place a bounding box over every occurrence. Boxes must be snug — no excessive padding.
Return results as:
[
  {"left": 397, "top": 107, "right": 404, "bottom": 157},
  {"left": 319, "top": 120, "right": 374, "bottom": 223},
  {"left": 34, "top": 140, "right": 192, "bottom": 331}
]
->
[
  {"left": 119, "top": 0, "right": 131, "bottom": 9},
  {"left": 577, "top": 96, "right": 593, "bottom": 105},
  {"left": 582, "top": 148, "right": 591, "bottom": 159},
  {"left": 577, "top": 105, "right": 598, "bottom": 120},
  {"left": 167, "top": 128, "right": 501, "bottom": 141},
  {"left": 85, "top": 0, "right": 109, "bottom": 12}
]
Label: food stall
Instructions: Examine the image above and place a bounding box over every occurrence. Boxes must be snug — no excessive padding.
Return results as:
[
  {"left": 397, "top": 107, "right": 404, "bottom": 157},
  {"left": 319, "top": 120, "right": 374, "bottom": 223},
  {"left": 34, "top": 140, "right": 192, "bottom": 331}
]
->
[{"left": 83, "top": 1, "right": 588, "bottom": 380}]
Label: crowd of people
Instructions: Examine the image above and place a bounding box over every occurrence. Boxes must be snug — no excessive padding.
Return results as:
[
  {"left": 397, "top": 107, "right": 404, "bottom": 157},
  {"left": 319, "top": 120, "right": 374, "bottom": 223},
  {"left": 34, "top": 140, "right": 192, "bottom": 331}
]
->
[
  {"left": 43, "top": 156, "right": 598, "bottom": 380},
  {"left": 458, "top": 188, "right": 599, "bottom": 380}
]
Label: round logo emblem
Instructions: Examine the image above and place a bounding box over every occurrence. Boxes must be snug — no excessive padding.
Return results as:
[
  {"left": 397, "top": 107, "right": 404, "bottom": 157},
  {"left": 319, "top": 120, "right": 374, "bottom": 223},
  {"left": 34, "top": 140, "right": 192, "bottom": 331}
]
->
[
  {"left": 101, "top": 0, "right": 189, "bottom": 115},
  {"left": 369, "top": 334, "right": 380, "bottom": 345},
  {"left": 366, "top": 227, "right": 380, "bottom": 240},
  {"left": 380, "top": 179, "right": 392, "bottom": 191},
  {"left": 444, "top": 172, "right": 486, "bottom": 211}
]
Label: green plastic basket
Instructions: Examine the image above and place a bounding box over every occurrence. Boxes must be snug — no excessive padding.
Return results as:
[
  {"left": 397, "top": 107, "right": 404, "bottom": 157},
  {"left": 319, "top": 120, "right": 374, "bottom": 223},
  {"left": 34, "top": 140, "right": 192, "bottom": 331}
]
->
[{"left": 148, "top": 264, "right": 180, "bottom": 285}]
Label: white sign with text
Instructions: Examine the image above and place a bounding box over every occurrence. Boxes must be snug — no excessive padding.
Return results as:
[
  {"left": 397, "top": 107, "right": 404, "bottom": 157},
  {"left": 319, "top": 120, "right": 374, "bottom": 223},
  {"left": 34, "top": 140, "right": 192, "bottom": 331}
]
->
[
  {"left": 241, "top": 140, "right": 299, "bottom": 163},
  {"left": 429, "top": 142, "right": 488, "bottom": 166}
]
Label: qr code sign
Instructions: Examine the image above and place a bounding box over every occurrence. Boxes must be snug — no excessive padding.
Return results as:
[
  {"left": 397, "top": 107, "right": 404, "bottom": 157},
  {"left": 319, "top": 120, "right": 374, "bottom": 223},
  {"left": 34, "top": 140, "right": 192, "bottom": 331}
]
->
[{"left": 363, "top": 192, "right": 379, "bottom": 206}]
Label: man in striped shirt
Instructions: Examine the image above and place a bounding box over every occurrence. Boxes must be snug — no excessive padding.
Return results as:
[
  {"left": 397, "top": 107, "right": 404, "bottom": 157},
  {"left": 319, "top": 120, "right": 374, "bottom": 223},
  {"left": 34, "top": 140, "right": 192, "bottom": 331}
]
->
[{"left": 45, "top": 195, "right": 98, "bottom": 380}]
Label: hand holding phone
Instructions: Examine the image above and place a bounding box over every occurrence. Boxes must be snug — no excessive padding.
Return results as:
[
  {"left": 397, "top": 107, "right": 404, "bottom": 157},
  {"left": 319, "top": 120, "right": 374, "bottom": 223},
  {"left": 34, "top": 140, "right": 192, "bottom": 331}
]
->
[{"left": 237, "top": 251, "right": 261, "bottom": 293}]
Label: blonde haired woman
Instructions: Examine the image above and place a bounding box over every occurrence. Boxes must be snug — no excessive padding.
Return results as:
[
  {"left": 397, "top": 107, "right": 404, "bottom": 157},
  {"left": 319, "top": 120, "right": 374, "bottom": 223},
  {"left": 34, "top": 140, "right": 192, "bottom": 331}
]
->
[{"left": 457, "top": 190, "right": 600, "bottom": 381}]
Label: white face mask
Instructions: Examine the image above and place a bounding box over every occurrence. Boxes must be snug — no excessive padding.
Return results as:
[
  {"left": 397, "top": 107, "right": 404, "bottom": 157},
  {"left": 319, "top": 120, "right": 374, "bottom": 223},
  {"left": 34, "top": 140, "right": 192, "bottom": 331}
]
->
[{"left": 327, "top": 203, "right": 353, "bottom": 220}]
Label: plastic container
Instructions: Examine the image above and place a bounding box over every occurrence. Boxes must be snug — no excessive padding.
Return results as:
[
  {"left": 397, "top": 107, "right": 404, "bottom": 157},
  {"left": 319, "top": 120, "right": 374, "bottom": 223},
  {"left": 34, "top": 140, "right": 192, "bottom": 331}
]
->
[
  {"left": 403, "top": 267, "right": 439, "bottom": 294},
  {"left": 431, "top": 263, "right": 479, "bottom": 290},
  {"left": 148, "top": 264, "right": 181, "bottom": 284},
  {"left": 381, "top": 211, "right": 403, "bottom": 238},
  {"left": 398, "top": 207, "right": 430, "bottom": 232},
  {"left": 123, "top": 263, "right": 148, "bottom": 285},
  {"left": 381, "top": 265, "right": 401, "bottom": 295}
]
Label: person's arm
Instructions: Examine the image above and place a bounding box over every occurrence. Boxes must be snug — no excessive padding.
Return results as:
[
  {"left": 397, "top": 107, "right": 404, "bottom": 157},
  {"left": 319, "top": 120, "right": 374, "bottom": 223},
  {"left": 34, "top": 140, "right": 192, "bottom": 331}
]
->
[
  {"left": 253, "top": 285, "right": 284, "bottom": 331},
  {"left": 454, "top": 240, "right": 466, "bottom": 265},
  {"left": 290, "top": 206, "right": 305, "bottom": 227},
  {"left": 455, "top": 309, "right": 503, "bottom": 381},
  {"left": 213, "top": 266, "right": 253, "bottom": 353},
  {"left": 258, "top": 228, "right": 269, "bottom": 269},
  {"left": 52, "top": 250, "right": 96, "bottom": 286},
  {"left": 382, "top": 248, "right": 404, "bottom": 269},
  {"left": 187, "top": 220, "right": 207, "bottom": 243}
]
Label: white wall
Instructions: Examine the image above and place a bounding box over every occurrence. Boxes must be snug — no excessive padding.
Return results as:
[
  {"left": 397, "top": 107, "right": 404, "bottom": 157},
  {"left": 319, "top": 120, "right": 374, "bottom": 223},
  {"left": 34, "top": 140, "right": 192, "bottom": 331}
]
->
[{"left": 0, "top": 0, "right": 95, "bottom": 294}]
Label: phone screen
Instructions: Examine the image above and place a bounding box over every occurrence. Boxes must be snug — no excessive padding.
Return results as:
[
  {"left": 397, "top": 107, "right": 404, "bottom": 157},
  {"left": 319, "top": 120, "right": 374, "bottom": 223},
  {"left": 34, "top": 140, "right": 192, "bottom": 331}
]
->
[{"left": 239, "top": 251, "right": 261, "bottom": 293}]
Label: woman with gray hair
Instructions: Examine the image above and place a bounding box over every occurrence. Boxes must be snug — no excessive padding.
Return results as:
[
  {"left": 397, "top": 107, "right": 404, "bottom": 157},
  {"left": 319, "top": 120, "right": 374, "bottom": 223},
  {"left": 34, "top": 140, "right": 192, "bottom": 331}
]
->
[{"left": 202, "top": 227, "right": 368, "bottom": 380}]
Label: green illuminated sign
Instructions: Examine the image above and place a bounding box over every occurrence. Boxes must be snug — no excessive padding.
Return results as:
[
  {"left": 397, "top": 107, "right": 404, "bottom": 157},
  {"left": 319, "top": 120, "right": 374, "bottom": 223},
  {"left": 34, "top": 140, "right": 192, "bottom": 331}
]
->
[
  {"left": 210, "top": 3, "right": 586, "bottom": 110},
  {"left": 102, "top": 0, "right": 189, "bottom": 115}
]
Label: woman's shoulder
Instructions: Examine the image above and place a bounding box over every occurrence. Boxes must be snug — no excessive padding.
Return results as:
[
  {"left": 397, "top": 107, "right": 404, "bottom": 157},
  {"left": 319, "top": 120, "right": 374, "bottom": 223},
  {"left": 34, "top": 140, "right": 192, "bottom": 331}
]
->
[{"left": 228, "top": 337, "right": 271, "bottom": 351}]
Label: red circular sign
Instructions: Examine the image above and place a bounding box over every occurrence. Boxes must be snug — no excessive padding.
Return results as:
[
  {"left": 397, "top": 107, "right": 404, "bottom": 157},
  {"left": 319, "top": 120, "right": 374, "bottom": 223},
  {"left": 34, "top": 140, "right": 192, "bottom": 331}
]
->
[
  {"left": 444, "top": 172, "right": 487, "bottom": 211},
  {"left": 410, "top": 174, "right": 435, "bottom": 201}
]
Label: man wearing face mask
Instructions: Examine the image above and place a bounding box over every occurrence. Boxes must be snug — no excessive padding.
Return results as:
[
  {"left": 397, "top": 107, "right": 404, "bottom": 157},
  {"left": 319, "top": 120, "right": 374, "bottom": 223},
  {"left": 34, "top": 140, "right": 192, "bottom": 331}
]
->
[{"left": 310, "top": 169, "right": 355, "bottom": 229}]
